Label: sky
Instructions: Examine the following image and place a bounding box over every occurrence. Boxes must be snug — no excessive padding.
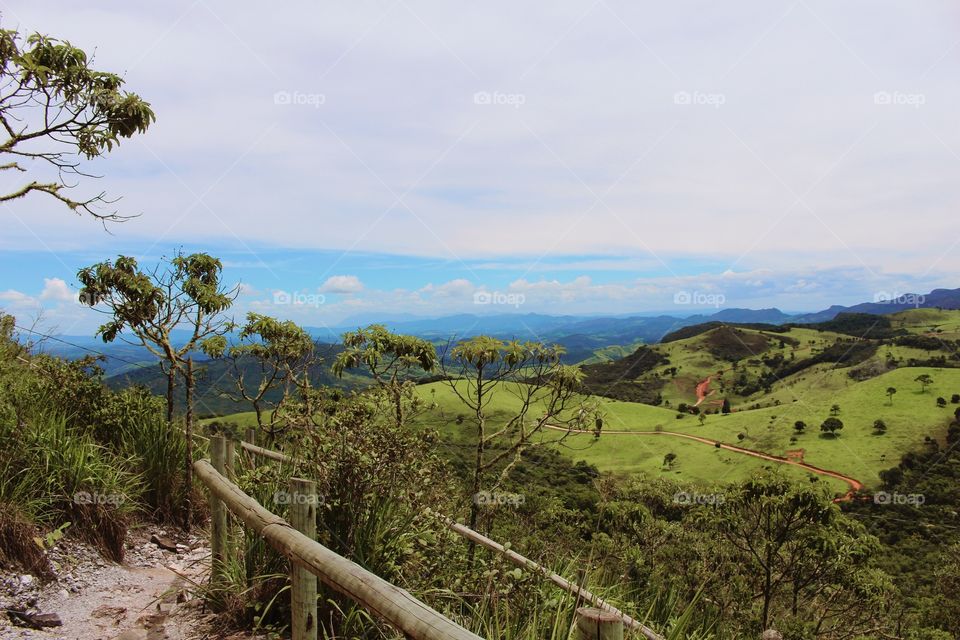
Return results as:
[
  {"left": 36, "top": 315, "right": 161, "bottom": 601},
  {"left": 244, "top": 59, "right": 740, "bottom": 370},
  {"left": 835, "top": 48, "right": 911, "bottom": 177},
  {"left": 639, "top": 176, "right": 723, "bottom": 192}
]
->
[{"left": 1, "top": 1, "right": 959, "bottom": 335}]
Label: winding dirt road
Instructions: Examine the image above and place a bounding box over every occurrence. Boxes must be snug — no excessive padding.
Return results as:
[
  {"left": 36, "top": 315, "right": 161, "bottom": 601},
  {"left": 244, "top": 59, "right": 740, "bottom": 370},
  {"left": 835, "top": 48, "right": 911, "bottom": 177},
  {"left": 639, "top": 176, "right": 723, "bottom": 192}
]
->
[{"left": 548, "top": 424, "right": 864, "bottom": 501}]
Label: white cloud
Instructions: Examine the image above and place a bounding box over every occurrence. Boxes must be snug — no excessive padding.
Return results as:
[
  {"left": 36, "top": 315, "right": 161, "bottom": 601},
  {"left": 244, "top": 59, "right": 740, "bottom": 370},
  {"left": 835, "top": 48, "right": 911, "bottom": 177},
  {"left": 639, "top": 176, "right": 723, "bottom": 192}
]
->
[
  {"left": 237, "top": 282, "right": 259, "bottom": 296},
  {"left": 0, "top": 290, "right": 35, "bottom": 306},
  {"left": 0, "top": 1, "right": 957, "bottom": 276},
  {"left": 320, "top": 275, "right": 364, "bottom": 294},
  {"left": 39, "top": 278, "right": 74, "bottom": 302},
  {"left": 422, "top": 279, "right": 475, "bottom": 298}
]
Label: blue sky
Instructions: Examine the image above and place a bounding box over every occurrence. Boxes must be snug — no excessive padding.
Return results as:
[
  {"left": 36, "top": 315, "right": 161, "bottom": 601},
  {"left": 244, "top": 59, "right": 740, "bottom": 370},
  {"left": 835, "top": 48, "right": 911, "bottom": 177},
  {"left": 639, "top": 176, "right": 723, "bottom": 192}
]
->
[{"left": 1, "top": 1, "right": 959, "bottom": 334}]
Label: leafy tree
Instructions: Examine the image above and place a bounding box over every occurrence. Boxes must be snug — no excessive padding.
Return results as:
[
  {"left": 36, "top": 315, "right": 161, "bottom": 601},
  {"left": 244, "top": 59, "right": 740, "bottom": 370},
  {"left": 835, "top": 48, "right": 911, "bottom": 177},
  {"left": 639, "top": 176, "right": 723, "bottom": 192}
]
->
[
  {"left": 916, "top": 374, "right": 933, "bottom": 393},
  {"left": 694, "top": 475, "right": 892, "bottom": 634},
  {"left": 830, "top": 403, "right": 841, "bottom": 416},
  {"left": 937, "top": 397, "right": 947, "bottom": 408},
  {"left": 698, "top": 413, "right": 707, "bottom": 425},
  {"left": 873, "top": 419, "right": 887, "bottom": 435},
  {"left": 886, "top": 387, "right": 897, "bottom": 405},
  {"left": 951, "top": 393, "right": 960, "bottom": 404},
  {"left": 0, "top": 25, "right": 154, "bottom": 220},
  {"left": 78, "top": 252, "right": 234, "bottom": 528},
  {"left": 820, "top": 417, "right": 844, "bottom": 437},
  {"left": 332, "top": 324, "right": 437, "bottom": 429},
  {"left": 203, "top": 313, "right": 316, "bottom": 443},
  {"left": 721, "top": 397, "right": 731, "bottom": 414},
  {"left": 663, "top": 452, "right": 677, "bottom": 468},
  {"left": 793, "top": 420, "right": 806, "bottom": 434},
  {"left": 440, "top": 337, "right": 587, "bottom": 559}
]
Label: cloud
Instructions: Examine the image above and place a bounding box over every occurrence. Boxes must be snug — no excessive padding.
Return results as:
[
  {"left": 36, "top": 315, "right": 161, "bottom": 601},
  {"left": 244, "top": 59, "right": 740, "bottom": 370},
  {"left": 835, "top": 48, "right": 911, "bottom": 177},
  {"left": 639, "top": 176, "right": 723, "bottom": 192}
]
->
[
  {"left": 0, "top": 290, "right": 35, "bottom": 306},
  {"left": 320, "top": 275, "right": 364, "bottom": 294},
  {"left": 421, "top": 278, "right": 475, "bottom": 298},
  {"left": 39, "top": 278, "right": 75, "bottom": 302},
  {"left": 1, "top": 1, "right": 958, "bottom": 277},
  {"left": 237, "top": 282, "right": 259, "bottom": 296}
]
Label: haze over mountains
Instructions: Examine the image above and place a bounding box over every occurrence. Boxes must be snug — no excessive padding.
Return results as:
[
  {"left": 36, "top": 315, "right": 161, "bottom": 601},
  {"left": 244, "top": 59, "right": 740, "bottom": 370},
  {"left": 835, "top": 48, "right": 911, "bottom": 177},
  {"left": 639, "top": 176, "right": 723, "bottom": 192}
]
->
[{"left": 33, "top": 287, "right": 960, "bottom": 376}]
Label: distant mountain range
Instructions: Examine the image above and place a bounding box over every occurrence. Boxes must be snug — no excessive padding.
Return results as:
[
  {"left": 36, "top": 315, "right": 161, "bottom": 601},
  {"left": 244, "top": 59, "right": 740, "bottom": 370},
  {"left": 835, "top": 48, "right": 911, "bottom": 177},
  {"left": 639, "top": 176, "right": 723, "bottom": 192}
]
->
[{"left": 34, "top": 287, "right": 960, "bottom": 373}]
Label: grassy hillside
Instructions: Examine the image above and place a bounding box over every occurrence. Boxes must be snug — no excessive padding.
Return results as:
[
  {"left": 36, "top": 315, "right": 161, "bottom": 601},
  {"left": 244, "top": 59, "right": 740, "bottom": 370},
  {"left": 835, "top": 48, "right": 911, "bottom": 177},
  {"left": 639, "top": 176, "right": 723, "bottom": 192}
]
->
[
  {"left": 404, "top": 364, "right": 960, "bottom": 491},
  {"left": 208, "top": 310, "right": 960, "bottom": 498}
]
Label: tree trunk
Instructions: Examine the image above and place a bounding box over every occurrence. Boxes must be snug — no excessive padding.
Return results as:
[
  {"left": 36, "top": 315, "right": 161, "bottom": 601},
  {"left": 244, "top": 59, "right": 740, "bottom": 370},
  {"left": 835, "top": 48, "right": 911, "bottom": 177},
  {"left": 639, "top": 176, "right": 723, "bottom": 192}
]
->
[
  {"left": 393, "top": 388, "right": 404, "bottom": 429},
  {"left": 184, "top": 357, "right": 195, "bottom": 531},
  {"left": 165, "top": 366, "right": 176, "bottom": 425},
  {"left": 467, "top": 373, "right": 485, "bottom": 567}
]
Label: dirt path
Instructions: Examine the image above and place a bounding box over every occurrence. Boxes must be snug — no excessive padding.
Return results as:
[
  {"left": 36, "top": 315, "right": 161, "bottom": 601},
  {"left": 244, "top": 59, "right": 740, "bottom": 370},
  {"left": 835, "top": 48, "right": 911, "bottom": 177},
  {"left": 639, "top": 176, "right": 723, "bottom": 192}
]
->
[
  {"left": 693, "top": 369, "right": 732, "bottom": 407},
  {"left": 0, "top": 532, "right": 239, "bottom": 640},
  {"left": 548, "top": 424, "right": 864, "bottom": 500},
  {"left": 693, "top": 375, "right": 714, "bottom": 406}
]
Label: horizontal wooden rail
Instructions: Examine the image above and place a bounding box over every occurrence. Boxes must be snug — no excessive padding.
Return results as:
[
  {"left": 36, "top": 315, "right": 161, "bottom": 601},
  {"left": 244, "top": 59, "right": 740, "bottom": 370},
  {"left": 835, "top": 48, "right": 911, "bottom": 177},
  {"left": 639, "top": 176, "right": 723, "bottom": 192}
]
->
[
  {"left": 238, "top": 439, "right": 664, "bottom": 640},
  {"left": 193, "top": 459, "right": 482, "bottom": 640},
  {"left": 435, "top": 513, "right": 665, "bottom": 640},
  {"left": 238, "top": 439, "right": 291, "bottom": 463}
]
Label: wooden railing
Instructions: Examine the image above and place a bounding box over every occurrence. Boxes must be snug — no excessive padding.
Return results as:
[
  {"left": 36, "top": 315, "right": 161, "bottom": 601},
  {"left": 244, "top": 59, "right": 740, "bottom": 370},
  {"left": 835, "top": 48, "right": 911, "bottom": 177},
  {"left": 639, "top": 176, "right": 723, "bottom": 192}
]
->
[
  {"left": 198, "top": 432, "right": 664, "bottom": 640},
  {"left": 196, "top": 435, "right": 483, "bottom": 640}
]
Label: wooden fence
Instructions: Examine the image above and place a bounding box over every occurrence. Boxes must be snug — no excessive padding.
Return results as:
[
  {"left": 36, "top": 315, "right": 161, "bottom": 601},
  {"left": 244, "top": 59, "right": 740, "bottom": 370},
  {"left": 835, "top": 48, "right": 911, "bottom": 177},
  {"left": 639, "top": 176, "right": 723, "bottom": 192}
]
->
[{"left": 196, "top": 433, "right": 658, "bottom": 640}]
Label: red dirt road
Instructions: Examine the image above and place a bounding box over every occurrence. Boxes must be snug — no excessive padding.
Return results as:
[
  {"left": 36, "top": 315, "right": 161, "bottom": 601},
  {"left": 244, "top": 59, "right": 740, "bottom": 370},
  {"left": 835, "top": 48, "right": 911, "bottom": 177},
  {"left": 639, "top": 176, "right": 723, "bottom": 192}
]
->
[
  {"left": 546, "top": 424, "right": 864, "bottom": 501},
  {"left": 694, "top": 376, "right": 714, "bottom": 406}
]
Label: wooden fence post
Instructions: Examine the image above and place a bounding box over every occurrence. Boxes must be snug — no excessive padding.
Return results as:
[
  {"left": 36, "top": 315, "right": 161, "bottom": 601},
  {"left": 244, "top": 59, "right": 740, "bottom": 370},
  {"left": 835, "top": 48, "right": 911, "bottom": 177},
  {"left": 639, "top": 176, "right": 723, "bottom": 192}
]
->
[
  {"left": 245, "top": 427, "right": 257, "bottom": 468},
  {"left": 210, "top": 435, "right": 228, "bottom": 592},
  {"left": 225, "top": 438, "right": 236, "bottom": 481},
  {"left": 575, "top": 607, "right": 624, "bottom": 640},
  {"left": 289, "top": 477, "right": 318, "bottom": 640}
]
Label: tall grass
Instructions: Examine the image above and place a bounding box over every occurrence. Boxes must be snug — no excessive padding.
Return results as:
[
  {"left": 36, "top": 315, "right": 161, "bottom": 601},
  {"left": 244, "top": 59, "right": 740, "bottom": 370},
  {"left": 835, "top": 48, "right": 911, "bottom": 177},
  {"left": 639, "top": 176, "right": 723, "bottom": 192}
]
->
[
  {"left": 117, "top": 410, "right": 188, "bottom": 523},
  {"left": 0, "top": 410, "right": 142, "bottom": 561},
  {"left": 424, "top": 557, "right": 714, "bottom": 640}
]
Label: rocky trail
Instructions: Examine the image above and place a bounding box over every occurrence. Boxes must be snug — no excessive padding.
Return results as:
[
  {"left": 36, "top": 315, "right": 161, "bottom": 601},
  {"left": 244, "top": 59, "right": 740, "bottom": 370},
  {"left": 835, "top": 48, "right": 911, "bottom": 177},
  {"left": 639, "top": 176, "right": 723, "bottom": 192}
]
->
[{"left": 1, "top": 529, "right": 258, "bottom": 640}]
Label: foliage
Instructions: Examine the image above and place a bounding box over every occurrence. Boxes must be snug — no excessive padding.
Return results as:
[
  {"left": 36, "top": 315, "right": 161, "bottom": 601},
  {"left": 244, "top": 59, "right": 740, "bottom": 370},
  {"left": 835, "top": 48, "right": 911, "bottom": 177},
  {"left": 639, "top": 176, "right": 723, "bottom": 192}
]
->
[
  {"left": 203, "top": 312, "right": 317, "bottom": 442},
  {"left": 333, "top": 324, "right": 437, "bottom": 428},
  {"left": 0, "top": 23, "right": 154, "bottom": 219}
]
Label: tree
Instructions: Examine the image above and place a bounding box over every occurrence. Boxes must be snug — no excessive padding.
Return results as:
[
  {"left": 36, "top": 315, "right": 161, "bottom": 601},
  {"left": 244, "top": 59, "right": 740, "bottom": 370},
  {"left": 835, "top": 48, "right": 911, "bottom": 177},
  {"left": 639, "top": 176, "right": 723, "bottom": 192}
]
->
[
  {"left": 203, "top": 313, "right": 317, "bottom": 444},
  {"left": 78, "top": 252, "right": 234, "bottom": 528},
  {"left": 696, "top": 475, "right": 892, "bottom": 633},
  {"left": 698, "top": 413, "right": 707, "bottom": 426},
  {"left": 821, "top": 417, "right": 844, "bottom": 437},
  {"left": 916, "top": 374, "right": 934, "bottom": 393},
  {"left": 830, "top": 403, "right": 841, "bottom": 416},
  {"left": 886, "top": 387, "right": 897, "bottom": 405},
  {"left": 332, "top": 324, "right": 437, "bottom": 429},
  {"left": 873, "top": 419, "right": 887, "bottom": 435},
  {"left": 722, "top": 397, "right": 731, "bottom": 414},
  {"left": 794, "top": 420, "right": 806, "bottom": 434},
  {"left": 937, "top": 397, "right": 948, "bottom": 408},
  {"left": 0, "top": 26, "right": 154, "bottom": 220},
  {"left": 663, "top": 452, "right": 677, "bottom": 468},
  {"left": 951, "top": 393, "right": 960, "bottom": 404},
  {"left": 440, "top": 337, "right": 587, "bottom": 560}
]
